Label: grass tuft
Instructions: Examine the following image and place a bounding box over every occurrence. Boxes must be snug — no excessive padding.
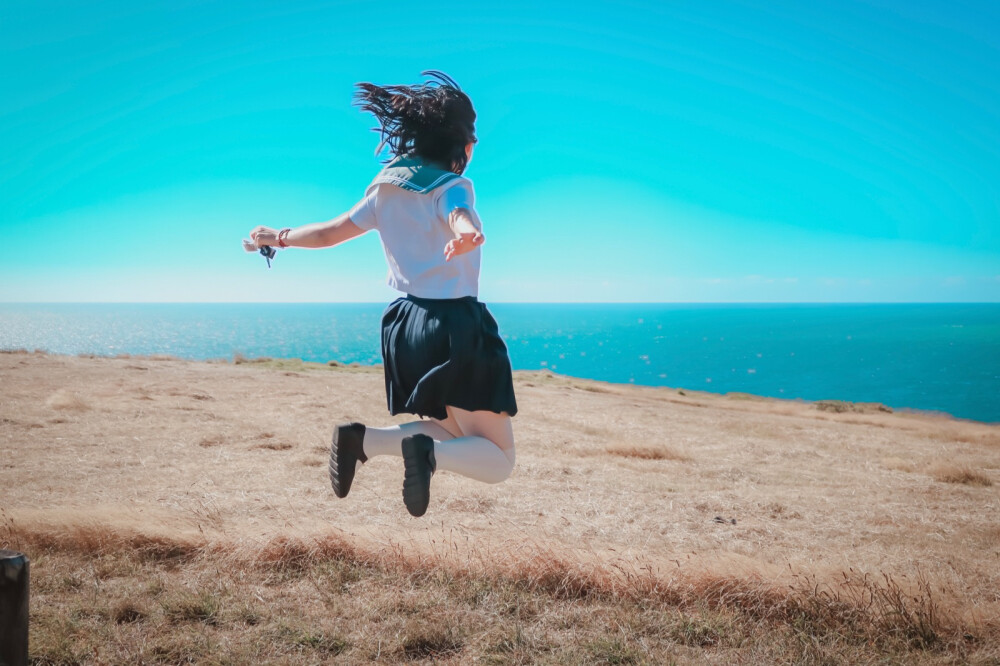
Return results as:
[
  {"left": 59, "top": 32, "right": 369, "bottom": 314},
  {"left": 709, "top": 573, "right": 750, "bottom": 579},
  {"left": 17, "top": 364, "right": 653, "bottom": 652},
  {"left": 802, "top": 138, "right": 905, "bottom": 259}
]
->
[
  {"left": 199, "top": 434, "right": 226, "bottom": 447},
  {"left": 112, "top": 600, "right": 147, "bottom": 624},
  {"left": 45, "top": 390, "right": 90, "bottom": 411},
  {"left": 815, "top": 400, "right": 892, "bottom": 414},
  {"left": 585, "top": 637, "right": 644, "bottom": 664},
  {"left": 275, "top": 625, "right": 349, "bottom": 655},
  {"left": 400, "top": 623, "right": 464, "bottom": 660},
  {"left": 929, "top": 464, "right": 992, "bottom": 487},
  {"left": 8, "top": 523, "right": 203, "bottom": 563},
  {"left": 30, "top": 615, "right": 85, "bottom": 666},
  {"left": 161, "top": 590, "right": 221, "bottom": 625},
  {"left": 670, "top": 612, "right": 733, "bottom": 647},
  {"left": 250, "top": 534, "right": 361, "bottom": 572}
]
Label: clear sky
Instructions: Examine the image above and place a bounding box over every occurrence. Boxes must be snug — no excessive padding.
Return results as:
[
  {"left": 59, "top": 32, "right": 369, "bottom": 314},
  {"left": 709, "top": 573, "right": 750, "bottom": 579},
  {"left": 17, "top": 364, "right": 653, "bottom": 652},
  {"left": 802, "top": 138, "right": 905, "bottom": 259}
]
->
[{"left": 2, "top": 0, "right": 998, "bottom": 302}]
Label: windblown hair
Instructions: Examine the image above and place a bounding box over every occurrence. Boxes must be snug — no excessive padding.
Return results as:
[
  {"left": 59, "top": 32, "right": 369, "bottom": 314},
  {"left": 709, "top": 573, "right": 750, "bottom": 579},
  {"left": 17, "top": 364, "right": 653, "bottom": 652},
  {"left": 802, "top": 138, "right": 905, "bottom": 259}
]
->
[{"left": 354, "top": 71, "right": 477, "bottom": 175}]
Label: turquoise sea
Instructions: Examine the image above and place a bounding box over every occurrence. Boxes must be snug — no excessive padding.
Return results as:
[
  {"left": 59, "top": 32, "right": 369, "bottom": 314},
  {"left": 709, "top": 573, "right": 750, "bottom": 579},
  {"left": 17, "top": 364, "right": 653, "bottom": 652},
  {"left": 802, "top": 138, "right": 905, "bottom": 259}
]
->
[{"left": 1, "top": 303, "right": 998, "bottom": 423}]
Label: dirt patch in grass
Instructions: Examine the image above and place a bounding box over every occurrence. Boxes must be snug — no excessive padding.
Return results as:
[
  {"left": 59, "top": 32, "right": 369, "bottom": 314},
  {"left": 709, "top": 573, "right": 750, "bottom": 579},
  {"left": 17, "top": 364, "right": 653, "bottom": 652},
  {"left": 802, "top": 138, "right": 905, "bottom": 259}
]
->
[
  {"left": 253, "top": 442, "right": 295, "bottom": 451},
  {"left": 606, "top": 443, "right": 690, "bottom": 461}
]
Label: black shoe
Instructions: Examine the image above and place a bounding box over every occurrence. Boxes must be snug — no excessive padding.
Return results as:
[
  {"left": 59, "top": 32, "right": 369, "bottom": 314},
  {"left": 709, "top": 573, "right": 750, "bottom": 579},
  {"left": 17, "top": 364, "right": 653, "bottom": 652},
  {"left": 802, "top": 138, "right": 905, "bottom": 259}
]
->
[
  {"left": 329, "top": 422, "right": 367, "bottom": 498},
  {"left": 401, "top": 434, "right": 436, "bottom": 517}
]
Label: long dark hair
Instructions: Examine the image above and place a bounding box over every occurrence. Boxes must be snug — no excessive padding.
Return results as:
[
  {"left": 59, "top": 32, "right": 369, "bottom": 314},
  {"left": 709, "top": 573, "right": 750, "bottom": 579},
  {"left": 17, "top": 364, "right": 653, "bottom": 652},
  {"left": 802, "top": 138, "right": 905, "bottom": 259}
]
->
[{"left": 354, "top": 71, "right": 477, "bottom": 175}]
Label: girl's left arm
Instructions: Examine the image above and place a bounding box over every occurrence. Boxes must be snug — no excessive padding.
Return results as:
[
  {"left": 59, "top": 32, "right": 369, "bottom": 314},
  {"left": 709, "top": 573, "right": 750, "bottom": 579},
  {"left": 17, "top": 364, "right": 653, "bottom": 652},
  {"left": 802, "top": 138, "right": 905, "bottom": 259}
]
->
[
  {"left": 444, "top": 207, "right": 485, "bottom": 261},
  {"left": 249, "top": 212, "right": 365, "bottom": 250}
]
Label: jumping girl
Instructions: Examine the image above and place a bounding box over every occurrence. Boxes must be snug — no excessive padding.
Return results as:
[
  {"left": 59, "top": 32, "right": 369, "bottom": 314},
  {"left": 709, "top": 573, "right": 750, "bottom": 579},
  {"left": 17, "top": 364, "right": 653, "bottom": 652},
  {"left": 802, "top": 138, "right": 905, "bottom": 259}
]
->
[{"left": 248, "top": 71, "right": 517, "bottom": 517}]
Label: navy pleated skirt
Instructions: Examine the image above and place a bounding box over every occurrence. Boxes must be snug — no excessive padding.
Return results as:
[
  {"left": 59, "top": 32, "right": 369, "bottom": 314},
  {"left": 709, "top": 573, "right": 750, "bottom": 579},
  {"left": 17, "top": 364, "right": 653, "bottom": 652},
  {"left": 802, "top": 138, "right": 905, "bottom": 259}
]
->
[{"left": 381, "top": 295, "right": 518, "bottom": 420}]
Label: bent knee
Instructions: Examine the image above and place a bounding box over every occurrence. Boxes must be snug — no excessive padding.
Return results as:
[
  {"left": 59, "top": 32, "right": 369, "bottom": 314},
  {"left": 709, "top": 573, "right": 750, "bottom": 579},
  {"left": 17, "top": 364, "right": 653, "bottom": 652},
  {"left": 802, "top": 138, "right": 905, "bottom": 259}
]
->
[
  {"left": 487, "top": 443, "right": 515, "bottom": 483},
  {"left": 499, "top": 443, "right": 515, "bottom": 468}
]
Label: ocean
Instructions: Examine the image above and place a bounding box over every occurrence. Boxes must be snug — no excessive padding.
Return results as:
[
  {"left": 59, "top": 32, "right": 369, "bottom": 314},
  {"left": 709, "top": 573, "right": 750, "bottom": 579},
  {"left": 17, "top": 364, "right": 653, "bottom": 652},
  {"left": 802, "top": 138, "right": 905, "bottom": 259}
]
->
[{"left": 1, "top": 303, "right": 998, "bottom": 423}]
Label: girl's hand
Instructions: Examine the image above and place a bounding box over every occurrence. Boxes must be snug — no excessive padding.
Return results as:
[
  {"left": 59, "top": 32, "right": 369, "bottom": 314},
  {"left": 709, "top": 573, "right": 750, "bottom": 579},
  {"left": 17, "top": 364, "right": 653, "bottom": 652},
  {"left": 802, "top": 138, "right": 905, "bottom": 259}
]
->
[
  {"left": 444, "top": 231, "right": 485, "bottom": 261},
  {"left": 249, "top": 226, "right": 279, "bottom": 248},
  {"left": 445, "top": 207, "right": 484, "bottom": 261}
]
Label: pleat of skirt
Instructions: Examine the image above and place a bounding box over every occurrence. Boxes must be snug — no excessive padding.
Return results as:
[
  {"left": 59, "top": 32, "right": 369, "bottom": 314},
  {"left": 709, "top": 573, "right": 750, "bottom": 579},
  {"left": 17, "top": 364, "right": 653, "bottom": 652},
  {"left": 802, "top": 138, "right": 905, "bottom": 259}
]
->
[{"left": 381, "top": 295, "right": 518, "bottom": 420}]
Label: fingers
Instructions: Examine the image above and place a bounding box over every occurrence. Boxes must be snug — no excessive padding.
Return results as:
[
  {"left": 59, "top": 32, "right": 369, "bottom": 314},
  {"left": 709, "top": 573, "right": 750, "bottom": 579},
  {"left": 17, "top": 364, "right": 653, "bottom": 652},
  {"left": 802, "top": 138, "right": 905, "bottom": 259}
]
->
[
  {"left": 249, "top": 226, "right": 277, "bottom": 248},
  {"left": 443, "top": 232, "right": 485, "bottom": 261},
  {"left": 445, "top": 239, "right": 463, "bottom": 262}
]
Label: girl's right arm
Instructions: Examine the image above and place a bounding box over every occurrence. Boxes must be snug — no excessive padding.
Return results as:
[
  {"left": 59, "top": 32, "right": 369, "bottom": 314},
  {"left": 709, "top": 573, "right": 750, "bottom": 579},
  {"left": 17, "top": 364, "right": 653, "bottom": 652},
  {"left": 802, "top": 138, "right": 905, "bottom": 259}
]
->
[{"left": 249, "top": 212, "right": 365, "bottom": 250}]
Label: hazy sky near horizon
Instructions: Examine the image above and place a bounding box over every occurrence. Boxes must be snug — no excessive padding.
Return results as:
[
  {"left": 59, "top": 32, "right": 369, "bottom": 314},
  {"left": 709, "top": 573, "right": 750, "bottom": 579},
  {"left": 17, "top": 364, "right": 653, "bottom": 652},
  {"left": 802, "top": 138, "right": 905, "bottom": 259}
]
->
[{"left": 2, "top": 0, "right": 998, "bottom": 302}]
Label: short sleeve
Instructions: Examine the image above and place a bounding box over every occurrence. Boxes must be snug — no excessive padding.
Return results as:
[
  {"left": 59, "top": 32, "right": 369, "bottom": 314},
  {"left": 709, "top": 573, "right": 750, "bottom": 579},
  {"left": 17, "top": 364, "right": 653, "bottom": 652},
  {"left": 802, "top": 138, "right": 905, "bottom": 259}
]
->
[
  {"left": 436, "top": 180, "right": 475, "bottom": 222},
  {"left": 348, "top": 189, "right": 378, "bottom": 231}
]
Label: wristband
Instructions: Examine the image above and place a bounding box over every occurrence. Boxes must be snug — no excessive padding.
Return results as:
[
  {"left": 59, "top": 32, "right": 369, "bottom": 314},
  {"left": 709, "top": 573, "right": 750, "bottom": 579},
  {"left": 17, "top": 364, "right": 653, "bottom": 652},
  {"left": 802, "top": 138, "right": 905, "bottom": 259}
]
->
[{"left": 277, "top": 228, "right": 291, "bottom": 248}]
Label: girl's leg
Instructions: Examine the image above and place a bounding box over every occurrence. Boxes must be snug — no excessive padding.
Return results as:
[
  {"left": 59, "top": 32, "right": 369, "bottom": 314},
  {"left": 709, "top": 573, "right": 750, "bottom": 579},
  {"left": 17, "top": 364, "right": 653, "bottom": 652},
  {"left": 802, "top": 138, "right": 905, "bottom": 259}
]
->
[
  {"left": 361, "top": 420, "right": 455, "bottom": 457},
  {"left": 330, "top": 419, "right": 452, "bottom": 498},
  {"left": 350, "top": 408, "right": 514, "bottom": 473},
  {"left": 431, "top": 406, "right": 515, "bottom": 482},
  {"left": 332, "top": 409, "right": 516, "bottom": 505},
  {"left": 400, "top": 407, "right": 515, "bottom": 516}
]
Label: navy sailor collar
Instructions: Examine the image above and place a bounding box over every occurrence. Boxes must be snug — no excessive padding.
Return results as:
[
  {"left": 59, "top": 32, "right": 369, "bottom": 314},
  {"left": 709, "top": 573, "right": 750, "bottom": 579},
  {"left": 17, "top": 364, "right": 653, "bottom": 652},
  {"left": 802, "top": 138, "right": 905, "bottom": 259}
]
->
[{"left": 366, "top": 154, "right": 462, "bottom": 195}]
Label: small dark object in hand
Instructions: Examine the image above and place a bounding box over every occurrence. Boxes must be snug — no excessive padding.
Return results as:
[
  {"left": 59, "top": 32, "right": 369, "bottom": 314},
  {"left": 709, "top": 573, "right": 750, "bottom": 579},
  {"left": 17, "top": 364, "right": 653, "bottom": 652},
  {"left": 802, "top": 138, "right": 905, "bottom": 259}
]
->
[{"left": 259, "top": 245, "right": 276, "bottom": 268}]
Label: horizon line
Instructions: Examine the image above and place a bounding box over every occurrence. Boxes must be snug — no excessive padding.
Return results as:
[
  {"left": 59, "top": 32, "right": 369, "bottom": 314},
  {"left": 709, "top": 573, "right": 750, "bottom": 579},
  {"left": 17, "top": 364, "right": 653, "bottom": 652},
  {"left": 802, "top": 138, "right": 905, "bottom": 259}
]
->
[{"left": 2, "top": 301, "right": 999, "bottom": 306}]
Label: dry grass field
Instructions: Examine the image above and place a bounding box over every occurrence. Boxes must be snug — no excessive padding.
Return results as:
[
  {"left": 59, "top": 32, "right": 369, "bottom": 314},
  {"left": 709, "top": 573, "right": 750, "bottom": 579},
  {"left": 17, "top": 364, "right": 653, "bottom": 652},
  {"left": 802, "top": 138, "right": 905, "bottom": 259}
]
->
[{"left": 2, "top": 349, "right": 999, "bottom": 664}]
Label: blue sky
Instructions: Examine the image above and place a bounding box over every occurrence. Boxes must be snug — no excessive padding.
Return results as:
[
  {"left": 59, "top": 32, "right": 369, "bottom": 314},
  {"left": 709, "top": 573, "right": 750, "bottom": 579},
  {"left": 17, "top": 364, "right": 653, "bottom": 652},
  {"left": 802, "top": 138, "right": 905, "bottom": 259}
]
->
[{"left": 2, "top": 0, "right": 998, "bottom": 302}]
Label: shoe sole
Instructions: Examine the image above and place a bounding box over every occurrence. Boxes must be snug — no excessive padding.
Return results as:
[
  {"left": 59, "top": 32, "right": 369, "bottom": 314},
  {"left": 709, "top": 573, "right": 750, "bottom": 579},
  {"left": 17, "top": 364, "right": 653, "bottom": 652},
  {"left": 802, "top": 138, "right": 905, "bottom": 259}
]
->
[
  {"left": 401, "top": 434, "right": 435, "bottom": 517},
  {"left": 329, "top": 423, "right": 366, "bottom": 499}
]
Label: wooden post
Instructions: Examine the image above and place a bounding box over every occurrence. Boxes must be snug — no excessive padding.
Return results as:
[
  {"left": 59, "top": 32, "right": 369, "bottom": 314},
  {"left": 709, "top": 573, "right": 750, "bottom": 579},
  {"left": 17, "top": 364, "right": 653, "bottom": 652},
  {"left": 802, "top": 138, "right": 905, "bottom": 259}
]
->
[{"left": 0, "top": 550, "right": 28, "bottom": 666}]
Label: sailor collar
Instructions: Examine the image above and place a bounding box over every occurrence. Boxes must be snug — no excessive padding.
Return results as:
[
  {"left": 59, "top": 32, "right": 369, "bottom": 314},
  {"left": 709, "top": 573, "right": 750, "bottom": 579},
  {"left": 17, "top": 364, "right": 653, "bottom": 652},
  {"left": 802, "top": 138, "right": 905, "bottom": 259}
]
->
[{"left": 366, "top": 155, "right": 462, "bottom": 195}]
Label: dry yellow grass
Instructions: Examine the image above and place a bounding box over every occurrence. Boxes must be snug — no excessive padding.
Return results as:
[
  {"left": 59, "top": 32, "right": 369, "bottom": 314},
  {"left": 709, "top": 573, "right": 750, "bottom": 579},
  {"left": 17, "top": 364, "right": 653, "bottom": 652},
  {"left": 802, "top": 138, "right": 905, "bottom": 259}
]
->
[
  {"left": 0, "top": 520, "right": 973, "bottom": 663},
  {"left": 929, "top": 463, "right": 994, "bottom": 487},
  {"left": 2, "top": 350, "right": 1000, "bottom": 664},
  {"left": 43, "top": 389, "right": 90, "bottom": 412}
]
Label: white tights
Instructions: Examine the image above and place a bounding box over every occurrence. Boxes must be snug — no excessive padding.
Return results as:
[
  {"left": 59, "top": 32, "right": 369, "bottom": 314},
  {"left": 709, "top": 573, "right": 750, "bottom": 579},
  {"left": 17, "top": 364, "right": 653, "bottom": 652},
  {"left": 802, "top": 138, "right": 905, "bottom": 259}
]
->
[{"left": 362, "top": 421, "right": 515, "bottom": 484}]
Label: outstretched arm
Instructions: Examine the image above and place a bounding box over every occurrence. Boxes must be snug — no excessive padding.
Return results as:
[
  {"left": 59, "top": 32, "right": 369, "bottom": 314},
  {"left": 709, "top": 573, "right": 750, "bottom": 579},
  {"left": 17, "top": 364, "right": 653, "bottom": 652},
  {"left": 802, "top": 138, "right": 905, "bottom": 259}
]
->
[{"left": 250, "top": 212, "right": 365, "bottom": 250}]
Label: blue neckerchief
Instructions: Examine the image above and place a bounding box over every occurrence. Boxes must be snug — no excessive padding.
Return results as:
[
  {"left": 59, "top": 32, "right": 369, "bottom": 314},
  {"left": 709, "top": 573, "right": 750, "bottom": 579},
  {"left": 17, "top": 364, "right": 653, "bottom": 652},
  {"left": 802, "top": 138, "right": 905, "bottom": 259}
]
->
[{"left": 366, "top": 155, "right": 461, "bottom": 195}]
